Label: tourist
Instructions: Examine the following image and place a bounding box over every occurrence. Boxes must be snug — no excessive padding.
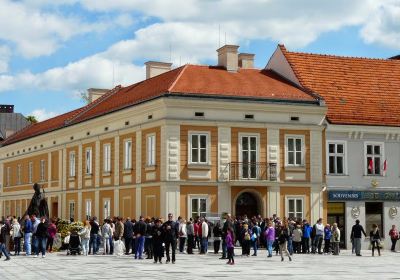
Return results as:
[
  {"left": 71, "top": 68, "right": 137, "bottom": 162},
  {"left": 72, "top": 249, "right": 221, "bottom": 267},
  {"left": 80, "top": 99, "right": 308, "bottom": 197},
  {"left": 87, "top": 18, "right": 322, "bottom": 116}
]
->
[
  {"left": 226, "top": 226, "right": 235, "bottom": 265},
  {"left": 4, "top": 217, "right": 11, "bottom": 253},
  {"left": 31, "top": 214, "right": 40, "bottom": 257},
  {"left": 23, "top": 215, "right": 32, "bottom": 256},
  {"left": 292, "top": 224, "right": 302, "bottom": 254},
  {"left": 213, "top": 221, "right": 222, "bottom": 254},
  {"left": 278, "top": 222, "right": 292, "bottom": 262},
  {"left": 178, "top": 217, "right": 187, "bottom": 253},
  {"left": 312, "top": 218, "right": 324, "bottom": 254},
  {"left": 134, "top": 216, "right": 147, "bottom": 259},
  {"left": 370, "top": 224, "right": 381, "bottom": 257},
  {"left": 302, "top": 220, "right": 311, "bottom": 254},
  {"left": 47, "top": 219, "right": 57, "bottom": 253},
  {"left": 201, "top": 217, "right": 209, "bottom": 254},
  {"left": 389, "top": 224, "right": 399, "bottom": 252},
  {"left": 11, "top": 218, "right": 22, "bottom": 256},
  {"left": 0, "top": 220, "right": 11, "bottom": 261},
  {"left": 241, "top": 223, "right": 251, "bottom": 256},
  {"left": 35, "top": 216, "right": 48, "bottom": 258},
  {"left": 350, "top": 219, "right": 366, "bottom": 256},
  {"left": 264, "top": 221, "right": 275, "bottom": 258},
  {"left": 101, "top": 219, "right": 112, "bottom": 255},
  {"left": 194, "top": 218, "right": 200, "bottom": 250},
  {"left": 331, "top": 223, "right": 340, "bottom": 255},
  {"left": 124, "top": 217, "right": 134, "bottom": 255},
  {"left": 323, "top": 224, "right": 332, "bottom": 254},
  {"left": 251, "top": 221, "right": 261, "bottom": 256},
  {"left": 287, "top": 220, "right": 294, "bottom": 255},
  {"left": 109, "top": 218, "right": 116, "bottom": 254},
  {"left": 186, "top": 219, "right": 194, "bottom": 254},
  {"left": 144, "top": 218, "right": 154, "bottom": 259},
  {"left": 163, "top": 213, "right": 178, "bottom": 264},
  {"left": 64, "top": 231, "right": 71, "bottom": 255},
  {"left": 79, "top": 221, "right": 91, "bottom": 256},
  {"left": 89, "top": 217, "right": 100, "bottom": 255},
  {"left": 220, "top": 214, "right": 233, "bottom": 259},
  {"left": 152, "top": 219, "right": 164, "bottom": 264}
]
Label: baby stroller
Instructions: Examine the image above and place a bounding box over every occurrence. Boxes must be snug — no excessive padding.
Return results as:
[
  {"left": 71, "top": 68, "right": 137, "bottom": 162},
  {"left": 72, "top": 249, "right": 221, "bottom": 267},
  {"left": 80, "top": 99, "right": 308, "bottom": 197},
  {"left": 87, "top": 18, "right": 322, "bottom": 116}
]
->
[{"left": 68, "top": 232, "right": 82, "bottom": 255}]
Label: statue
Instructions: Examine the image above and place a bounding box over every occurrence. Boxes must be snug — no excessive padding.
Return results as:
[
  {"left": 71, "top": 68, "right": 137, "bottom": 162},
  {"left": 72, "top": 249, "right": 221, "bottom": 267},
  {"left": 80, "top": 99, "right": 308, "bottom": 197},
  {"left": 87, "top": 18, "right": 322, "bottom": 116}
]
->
[{"left": 24, "top": 183, "right": 49, "bottom": 218}]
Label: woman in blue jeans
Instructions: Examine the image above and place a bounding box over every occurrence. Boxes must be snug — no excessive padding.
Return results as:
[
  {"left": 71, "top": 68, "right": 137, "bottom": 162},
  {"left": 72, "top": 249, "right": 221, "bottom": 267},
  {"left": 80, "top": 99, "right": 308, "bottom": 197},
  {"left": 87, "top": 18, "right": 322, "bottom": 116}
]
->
[
  {"left": 35, "top": 217, "right": 48, "bottom": 258},
  {"left": 264, "top": 222, "right": 275, "bottom": 257}
]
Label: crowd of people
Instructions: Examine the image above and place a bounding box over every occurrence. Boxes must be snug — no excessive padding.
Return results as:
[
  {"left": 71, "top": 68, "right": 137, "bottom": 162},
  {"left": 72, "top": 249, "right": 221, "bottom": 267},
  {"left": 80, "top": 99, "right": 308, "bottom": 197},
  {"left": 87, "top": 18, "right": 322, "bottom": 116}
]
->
[{"left": 0, "top": 212, "right": 396, "bottom": 263}]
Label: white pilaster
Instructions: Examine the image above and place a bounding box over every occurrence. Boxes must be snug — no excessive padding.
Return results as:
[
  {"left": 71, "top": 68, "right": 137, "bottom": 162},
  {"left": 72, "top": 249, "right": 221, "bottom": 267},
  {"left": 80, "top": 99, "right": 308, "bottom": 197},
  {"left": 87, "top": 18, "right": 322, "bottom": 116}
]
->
[
  {"left": 161, "top": 183, "right": 180, "bottom": 218},
  {"left": 114, "top": 136, "right": 120, "bottom": 186},
  {"left": 135, "top": 187, "right": 141, "bottom": 219},
  {"left": 310, "top": 185, "right": 323, "bottom": 223},
  {"left": 218, "top": 127, "right": 231, "bottom": 181},
  {"left": 77, "top": 191, "right": 82, "bottom": 221},
  {"left": 267, "top": 186, "right": 280, "bottom": 217},
  {"left": 114, "top": 188, "right": 119, "bottom": 217},
  {"left": 164, "top": 125, "right": 180, "bottom": 181},
  {"left": 218, "top": 183, "right": 231, "bottom": 214},
  {"left": 267, "top": 128, "right": 280, "bottom": 181},
  {"left": 95, "top": 190, "right": 100, "bottom": 217},
  {"left": 47, "top": 152, "right": 52, "bottom": 186},
  {"left": 78, "top": 144, "right": 83, "bottom": 189},
  {"left": 95, "top": 140, "right": 100, "bottom": 187},
  {"left": 310, "top": 130, "right": 323, "bottom": 183},
  {"left": 136, "top": 131, "right": 142, "bottom": 184}
]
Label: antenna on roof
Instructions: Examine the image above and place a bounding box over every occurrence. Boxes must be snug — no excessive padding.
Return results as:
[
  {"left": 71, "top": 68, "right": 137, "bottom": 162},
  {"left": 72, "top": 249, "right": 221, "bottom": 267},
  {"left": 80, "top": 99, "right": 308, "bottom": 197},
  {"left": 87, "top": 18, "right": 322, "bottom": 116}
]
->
[{"left": 218, "top": 24, "right": 221, "bottom": 48}]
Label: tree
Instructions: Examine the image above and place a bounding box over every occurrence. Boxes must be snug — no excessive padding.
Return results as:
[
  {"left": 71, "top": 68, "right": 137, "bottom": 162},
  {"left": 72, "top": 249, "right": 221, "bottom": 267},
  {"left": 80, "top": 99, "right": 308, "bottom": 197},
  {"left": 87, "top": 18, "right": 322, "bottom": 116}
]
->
[{"left": 26, "top": 115, "right": 38, "bottom": 124}]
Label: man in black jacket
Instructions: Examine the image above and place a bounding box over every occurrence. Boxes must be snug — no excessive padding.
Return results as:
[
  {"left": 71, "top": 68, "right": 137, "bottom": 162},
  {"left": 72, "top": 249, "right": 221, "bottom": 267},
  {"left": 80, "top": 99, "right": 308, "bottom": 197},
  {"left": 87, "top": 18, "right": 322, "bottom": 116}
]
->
[
  {"left": 163, "top": 213, "right": 178, "bottom": 263},
  {"left": 351, "top": 219, "right": 367, "bottom": 256},
  {"left": 124, "top": 217, "right": 134, "bottom": 255},
  {"left": 0, "top": 220, "right": 11, "bottom": 261},
  {"left": 220, "top": 214, "right": 233, "bottom": 259},
  {"left": 134, "top": 216, "right": 147, "bottom": 259},
  {"left": 89, "top": 217, "right": 100, "bottom": 254}
]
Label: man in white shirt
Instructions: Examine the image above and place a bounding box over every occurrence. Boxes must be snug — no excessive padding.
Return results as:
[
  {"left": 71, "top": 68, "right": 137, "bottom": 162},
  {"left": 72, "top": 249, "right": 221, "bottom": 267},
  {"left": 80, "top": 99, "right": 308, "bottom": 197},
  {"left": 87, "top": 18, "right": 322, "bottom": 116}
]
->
[
  {"left": 200, "top": 218, "right": 209, "bottom": 254},
  {"left": 314, "top": 218, "right": 324, "bottom": 254}
]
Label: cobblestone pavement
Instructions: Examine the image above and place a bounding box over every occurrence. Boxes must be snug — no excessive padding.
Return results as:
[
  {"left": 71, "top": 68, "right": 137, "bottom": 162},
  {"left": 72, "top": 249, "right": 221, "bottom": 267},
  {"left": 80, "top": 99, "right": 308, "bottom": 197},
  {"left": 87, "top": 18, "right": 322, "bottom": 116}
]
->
[{"left": 1, "top": 249, "right": 399, "bottom": 279}]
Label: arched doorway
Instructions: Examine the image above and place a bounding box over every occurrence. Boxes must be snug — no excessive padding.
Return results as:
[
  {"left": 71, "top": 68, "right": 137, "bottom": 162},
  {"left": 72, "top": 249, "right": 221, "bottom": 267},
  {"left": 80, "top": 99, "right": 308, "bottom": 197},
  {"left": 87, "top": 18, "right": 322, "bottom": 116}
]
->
[{"left": 235, "top": 192, "right": 260, "bottom": 218}]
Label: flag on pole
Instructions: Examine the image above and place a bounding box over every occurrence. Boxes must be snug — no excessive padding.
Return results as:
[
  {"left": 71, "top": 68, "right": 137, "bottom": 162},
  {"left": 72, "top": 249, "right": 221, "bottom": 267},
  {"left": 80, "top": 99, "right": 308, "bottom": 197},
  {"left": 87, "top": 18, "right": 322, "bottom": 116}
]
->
[{"left": 368, "top": 159, "right": 373, "bottom": 171}]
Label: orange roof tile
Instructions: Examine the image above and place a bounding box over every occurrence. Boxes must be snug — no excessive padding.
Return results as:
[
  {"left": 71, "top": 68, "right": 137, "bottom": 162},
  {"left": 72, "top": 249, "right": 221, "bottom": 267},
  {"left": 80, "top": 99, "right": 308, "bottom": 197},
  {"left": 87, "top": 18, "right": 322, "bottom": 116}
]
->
[
  {"left": 279, "top": 45, "right": 400, "bottom": 126},
  {"left": 2, "top": 64, "right": 319, "bottom": 146}
]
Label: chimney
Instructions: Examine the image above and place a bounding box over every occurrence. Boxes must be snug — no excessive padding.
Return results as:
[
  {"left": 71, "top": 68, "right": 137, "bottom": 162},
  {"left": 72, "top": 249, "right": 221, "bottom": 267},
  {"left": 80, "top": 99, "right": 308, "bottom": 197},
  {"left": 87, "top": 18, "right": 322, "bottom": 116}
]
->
[
  {"left": 217, "top": 45, "right": 239, "bottom": 72},
  {"left": 87, "top": 88, "right": 109, "bottom": 103},
  {"left": 145, "top": 61, "right": 173, "bottom": 79},
  {"left": 238, "top": 53, "right": 255, "bottom": 69}
]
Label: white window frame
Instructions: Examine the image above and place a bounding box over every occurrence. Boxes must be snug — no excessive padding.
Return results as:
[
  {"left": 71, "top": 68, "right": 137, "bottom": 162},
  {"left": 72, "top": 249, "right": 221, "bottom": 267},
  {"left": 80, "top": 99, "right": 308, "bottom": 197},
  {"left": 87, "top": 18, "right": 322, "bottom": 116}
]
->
[
  {"left": 17, "top": 164, "right": 21, "bottom": 185},
  {"left": 188, "top": 194, "right": 209, "bottom": 219},
  {"left": 364, "top": 142, "right": 384, "bottom": 176},
  {"left": 103, "top": 198, "right": 111, "bottom": 219},
  {"left": 69, "top": 152, "right": 76, "bottom": 177},
  {"left": 69, "top": 201, "right": 75, "bottom": 220},
  {"left": 103, "top": 144, "right": 111, "bottom": 173},
  {"left": 85, "top": 148, "right": 92, "bottom": 175},
  {"left": 238, "top": 133, "right": 260, "bottom": 179},
  {"left": 123, "top": 139, "right": 132, "bottom": 170},
  {"left": 188, "top": 132, "right": 210, "bottom": 164},
  {"left": 85, "top": 199, "right": 92, "bottom": 219},
  {"left": 147, "top": 134, "right": 156, "bottom": 166},
  {"left": 285, "top": 135, "right": 305, "bottom": 167},
  {"left": 28, "top": 162, "right": 33, "bottom": 183},
  {"left": 326, "top": 141, "right": 347, "bottom": 175},
  {"left": 40, "top": 160, "right": 45, "bottom": 182},
  {"left": 285, "top": 196, "right": 304, "bottom": 220},
  {"left": 6, "top": 166, "right": 10, "bottom": 186}
]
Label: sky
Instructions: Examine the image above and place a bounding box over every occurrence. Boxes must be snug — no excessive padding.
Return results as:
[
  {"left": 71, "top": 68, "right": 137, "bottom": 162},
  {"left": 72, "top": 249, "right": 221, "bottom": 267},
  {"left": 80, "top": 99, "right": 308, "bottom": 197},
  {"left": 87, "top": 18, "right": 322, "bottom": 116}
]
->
[{"left": 0, "top": 0, "right": 399, "bottom": 121}]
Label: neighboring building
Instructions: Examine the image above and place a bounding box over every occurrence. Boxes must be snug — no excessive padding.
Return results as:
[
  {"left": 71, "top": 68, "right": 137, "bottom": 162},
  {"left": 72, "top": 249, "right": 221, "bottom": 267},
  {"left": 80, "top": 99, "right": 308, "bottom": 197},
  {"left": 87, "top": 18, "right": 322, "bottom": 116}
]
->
[
  {"left": 267, "top": 45, "right": 400, "bottom": 249},
  {"left": 0, "top": 45, "right": 327, "bottom": 223},
  {"left": 0, "top": 105, "right": 30, "bottom": 141}
]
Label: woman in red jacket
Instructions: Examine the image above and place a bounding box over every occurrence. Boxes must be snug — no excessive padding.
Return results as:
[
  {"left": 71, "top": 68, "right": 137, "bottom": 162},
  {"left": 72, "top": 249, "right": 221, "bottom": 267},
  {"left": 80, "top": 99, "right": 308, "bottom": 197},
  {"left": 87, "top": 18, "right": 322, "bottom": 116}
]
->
[
  {"left": 46, "top": 219, "right": 57, "bottom": 253},
  {"left": 389, "top": 225, "right": 399, "bottom": 252}
]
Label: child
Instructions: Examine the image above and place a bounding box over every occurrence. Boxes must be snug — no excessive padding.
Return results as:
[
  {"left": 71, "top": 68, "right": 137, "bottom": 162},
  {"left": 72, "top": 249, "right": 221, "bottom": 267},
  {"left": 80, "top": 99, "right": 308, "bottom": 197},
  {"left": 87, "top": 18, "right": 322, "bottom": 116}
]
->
[
  {"left": 226, "top": 226, "right": 235, "bottom": 265},
  {"left": 64, "top": 231, "right": 71, "bottom": 255},
  {"left": 152, "top": 219, "right": 164, "bottom": 264}
]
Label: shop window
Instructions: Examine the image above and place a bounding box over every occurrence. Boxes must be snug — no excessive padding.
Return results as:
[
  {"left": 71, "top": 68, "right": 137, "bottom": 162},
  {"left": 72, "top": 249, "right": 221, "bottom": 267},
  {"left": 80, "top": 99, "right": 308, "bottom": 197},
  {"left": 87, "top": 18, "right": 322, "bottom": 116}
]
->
[
  {"left": 328, "top": 142, "right": 346, "bottom": 175},
  {"left": 365, "top": 202, "right": 383, "bottom": 235}
]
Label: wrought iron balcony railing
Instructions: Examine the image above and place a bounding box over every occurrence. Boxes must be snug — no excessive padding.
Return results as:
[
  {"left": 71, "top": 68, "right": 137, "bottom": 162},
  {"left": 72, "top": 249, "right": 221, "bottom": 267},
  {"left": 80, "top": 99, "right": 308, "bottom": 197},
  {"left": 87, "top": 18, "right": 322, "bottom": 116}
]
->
[{"left": 228, "top": 162, "right": 277, "bottom": 181}]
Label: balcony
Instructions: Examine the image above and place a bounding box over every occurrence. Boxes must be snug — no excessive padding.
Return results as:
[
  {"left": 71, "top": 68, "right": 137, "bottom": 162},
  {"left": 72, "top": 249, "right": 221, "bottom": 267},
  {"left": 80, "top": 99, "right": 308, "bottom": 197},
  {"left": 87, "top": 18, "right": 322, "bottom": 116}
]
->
[{"left": 228, "top": 162, "right": 277, "bottom": 181}]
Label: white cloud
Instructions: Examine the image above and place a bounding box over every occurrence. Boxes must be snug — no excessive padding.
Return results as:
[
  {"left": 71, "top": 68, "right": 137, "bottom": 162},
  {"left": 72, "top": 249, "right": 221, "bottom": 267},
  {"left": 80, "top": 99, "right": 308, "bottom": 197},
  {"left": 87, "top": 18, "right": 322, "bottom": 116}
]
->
[
  {"left": 29, "top": 109, "right": 58, "bottom": 121},
  {"left": 0, "top": 45, "right": 11, "bottom": 73}
]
